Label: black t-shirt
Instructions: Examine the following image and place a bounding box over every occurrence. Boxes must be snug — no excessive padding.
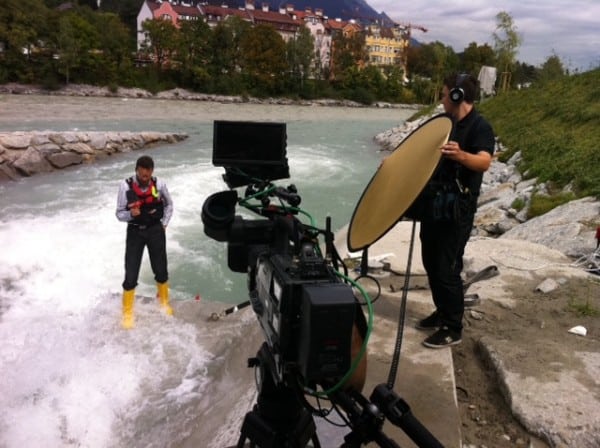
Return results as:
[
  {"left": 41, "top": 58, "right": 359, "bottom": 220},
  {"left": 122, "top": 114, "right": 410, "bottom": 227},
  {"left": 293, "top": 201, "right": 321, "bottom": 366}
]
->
[{"left": 434, "top": 109, "right": 495, "bottom": 196}]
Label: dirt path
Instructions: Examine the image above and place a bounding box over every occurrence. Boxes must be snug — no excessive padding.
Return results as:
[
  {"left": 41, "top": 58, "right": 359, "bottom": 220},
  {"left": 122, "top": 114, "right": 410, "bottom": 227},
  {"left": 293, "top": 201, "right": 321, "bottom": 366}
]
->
[{"left": 453, "top": 275, "right": 600, "bottom": 447}]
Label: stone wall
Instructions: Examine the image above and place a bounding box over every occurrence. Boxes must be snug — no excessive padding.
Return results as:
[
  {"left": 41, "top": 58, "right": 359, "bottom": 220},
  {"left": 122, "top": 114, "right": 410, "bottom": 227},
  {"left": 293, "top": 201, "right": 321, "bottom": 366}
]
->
[{"left": 0, "top": 131, "right": 188, "bottom": 181}]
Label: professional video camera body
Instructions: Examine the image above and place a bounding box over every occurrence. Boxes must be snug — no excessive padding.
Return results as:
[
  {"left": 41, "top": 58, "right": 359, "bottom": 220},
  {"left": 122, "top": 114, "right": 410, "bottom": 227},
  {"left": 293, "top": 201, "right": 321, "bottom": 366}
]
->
[
  {"left": 202, "top": 120, "right": 359, "bottom": 388},
  {"left": 202, "top": 121, "right": 443, "bottom": 448}
]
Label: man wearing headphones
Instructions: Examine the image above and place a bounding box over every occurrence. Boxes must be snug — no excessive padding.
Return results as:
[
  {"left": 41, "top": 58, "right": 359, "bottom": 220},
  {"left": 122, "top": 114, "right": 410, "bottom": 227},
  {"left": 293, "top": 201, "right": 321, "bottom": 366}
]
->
[{"left": 417, "top": 73, "right": 495, "bottom": 348}]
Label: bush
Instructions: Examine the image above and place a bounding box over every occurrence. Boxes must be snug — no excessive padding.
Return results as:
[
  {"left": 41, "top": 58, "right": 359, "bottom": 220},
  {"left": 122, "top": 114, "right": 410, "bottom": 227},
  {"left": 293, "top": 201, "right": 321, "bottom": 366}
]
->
[
  {"left": 528, "top": 191, "right": 576, "bottom": 218},
  {"left": 511, "top": 197, "right": 526, "bottom": 211},
  {"left": 346, "top": 87, "right": 375, "bottom": 105}
]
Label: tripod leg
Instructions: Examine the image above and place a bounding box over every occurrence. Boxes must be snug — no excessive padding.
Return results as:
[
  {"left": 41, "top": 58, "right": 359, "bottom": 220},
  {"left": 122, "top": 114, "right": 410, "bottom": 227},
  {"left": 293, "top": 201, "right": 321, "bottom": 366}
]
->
[
  {"left": 310, "top": 433, "right": 322, "bottom": 448},
  {"left": 237, "top": 406, "right": 278, "bottom": 448}
]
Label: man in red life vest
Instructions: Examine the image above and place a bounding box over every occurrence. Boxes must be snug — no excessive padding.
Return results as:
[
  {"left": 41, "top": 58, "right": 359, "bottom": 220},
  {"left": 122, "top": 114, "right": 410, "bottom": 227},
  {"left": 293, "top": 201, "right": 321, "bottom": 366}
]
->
[{"left": 116, "top": 155, "right": 174, "bottom": 329}]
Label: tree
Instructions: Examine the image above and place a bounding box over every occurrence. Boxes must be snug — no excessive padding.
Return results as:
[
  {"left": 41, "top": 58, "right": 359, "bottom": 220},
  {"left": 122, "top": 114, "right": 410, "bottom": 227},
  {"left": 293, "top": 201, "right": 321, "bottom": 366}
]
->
[
  {"left": 0, "top": 0, "right": 50, "bottom": 82},
  {"left": 330, "top": 31, "right": 366, "bottom": 83},
  {"left": 462, "top": 42, "right": 496, "bottom": 76},
  {"left": 513, "top": 61, "right": 537, "bottom": 87},
  {"left": 408, "top": 41, "right": 459, "bottom": 103},
  {"left": 492, "top": 11, "right": 522, "bottom": 92},
  {"left": 56, "top": 13, "right": 99, "bottom": 84},
  {"left": 239, "top": 24, "right": 287, "bottom": 95},
  {"left": 56, "top": 15, "right": 77, "bottom": 84},
  {"left": 140, "top": 19, "right": 179, "bottom": 69},
  {"left": 357, "top": 64, "right": 386, "bottom": 99},
  {"left": 89, "top": 11, "right": 133, "bottom": 84},
  {"left": 537, "top": 53, "right": 566, "bottom": 84},
  {"left": 382, "top": 65, "right": 412, "bottom": 103},
  {"left": 209, "top": 22, "right": 235, "bottom": 78},
  {"left": 286, "top": 25, "right": 314, "bottom": 92},
  {"left": 99, "top": 0, "right": 144, "bottom": 38},
  {"left": 176, "top": 19, "right": 212, "bottom": 89},
  {"left": 208, "top": 16, "right": 251, "bottom": 93}
]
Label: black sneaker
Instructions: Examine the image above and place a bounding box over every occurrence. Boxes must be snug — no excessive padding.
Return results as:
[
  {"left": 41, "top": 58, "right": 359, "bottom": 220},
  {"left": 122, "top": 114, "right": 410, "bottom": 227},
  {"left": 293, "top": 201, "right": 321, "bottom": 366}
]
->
[
  {"left": 416, "top": 311, "right": 441, "bottom": 331},
  {"left": 422, "top": 326, "right": 462, "bottom": 348}
]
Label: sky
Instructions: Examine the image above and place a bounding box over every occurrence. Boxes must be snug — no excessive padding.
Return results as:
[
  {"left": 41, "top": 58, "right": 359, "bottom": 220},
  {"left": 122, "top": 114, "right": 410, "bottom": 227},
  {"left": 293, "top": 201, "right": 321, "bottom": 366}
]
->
[{"left": 367, "top": 0, "right": 600, "bottom": 71}]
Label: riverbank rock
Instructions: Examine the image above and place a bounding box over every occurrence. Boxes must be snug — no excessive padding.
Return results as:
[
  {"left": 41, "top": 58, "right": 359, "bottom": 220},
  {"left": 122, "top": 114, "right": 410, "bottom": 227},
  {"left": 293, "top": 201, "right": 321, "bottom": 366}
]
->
[
  {"left": 0, "top": 83, "right": 422, "bottom": 109},
  {"left": 0, "top": 131, "right": 188, "bottom": 181}
]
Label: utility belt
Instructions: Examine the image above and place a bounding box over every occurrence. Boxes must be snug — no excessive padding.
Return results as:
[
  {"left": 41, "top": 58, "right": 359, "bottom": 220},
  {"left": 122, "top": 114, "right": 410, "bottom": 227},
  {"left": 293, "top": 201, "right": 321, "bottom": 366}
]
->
[{"left": 128, "top": 220, "right": 161, "bottom": 230}]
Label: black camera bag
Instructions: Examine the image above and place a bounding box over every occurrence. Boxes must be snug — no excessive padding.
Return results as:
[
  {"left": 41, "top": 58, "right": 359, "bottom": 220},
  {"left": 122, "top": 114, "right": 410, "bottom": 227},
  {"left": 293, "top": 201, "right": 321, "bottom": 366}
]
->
[{"left": 404, "top": 181, "right": 461, "bottom": 222}]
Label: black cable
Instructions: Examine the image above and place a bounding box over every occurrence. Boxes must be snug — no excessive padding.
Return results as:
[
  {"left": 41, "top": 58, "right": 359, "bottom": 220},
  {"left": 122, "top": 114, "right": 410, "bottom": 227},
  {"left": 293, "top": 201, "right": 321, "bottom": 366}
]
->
[{"left": 386, "top": 220, "right": 417, "bottom": 389}]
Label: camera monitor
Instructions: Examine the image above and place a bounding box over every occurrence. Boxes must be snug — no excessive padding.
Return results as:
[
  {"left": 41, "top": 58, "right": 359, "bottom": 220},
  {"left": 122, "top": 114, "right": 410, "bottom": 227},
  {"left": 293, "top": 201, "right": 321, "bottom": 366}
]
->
[{"left": 213, "top": 120, "right": 290, "bottom": 187}]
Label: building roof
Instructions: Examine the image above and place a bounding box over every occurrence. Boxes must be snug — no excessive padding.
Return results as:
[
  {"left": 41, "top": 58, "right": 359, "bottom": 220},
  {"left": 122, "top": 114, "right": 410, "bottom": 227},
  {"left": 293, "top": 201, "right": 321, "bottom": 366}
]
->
[
  {"left": 250, "top": 9, "right": 302, "bottom": 26},
  {"left": 199, "top": 4, "right": 252, "bottom": 21},
  {"left": 171, "top": 3, "right": 201, "bottom": 15}
]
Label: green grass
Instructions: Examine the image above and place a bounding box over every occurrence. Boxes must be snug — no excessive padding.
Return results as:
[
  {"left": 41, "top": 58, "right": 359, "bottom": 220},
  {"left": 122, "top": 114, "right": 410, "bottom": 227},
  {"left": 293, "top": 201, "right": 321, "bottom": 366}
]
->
[
  {"left": 510, "top": 197, "right": 526, "bottom": 212},
  {"left": 479, "top": 69, "right": 600, "bottom": 199},
  {"left": 528, "top": 191, "right": 577, "bottom": 218},
  {"left": 568, "top": 298, "right": 600, "bottom": 317}
]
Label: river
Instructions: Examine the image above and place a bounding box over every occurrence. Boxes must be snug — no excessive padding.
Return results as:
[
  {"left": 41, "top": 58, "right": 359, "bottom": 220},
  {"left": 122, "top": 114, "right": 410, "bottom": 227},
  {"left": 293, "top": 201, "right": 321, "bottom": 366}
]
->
[{"left": 0, "top": 94, "right": 414, "bottom": 447}]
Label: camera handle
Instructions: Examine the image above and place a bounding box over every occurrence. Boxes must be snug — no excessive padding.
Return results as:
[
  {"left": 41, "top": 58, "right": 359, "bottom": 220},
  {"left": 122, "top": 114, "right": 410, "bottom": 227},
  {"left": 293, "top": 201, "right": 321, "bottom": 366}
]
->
[
  {"left": 328, "top": 383, "right": 444, "bottom": 448},
  {"left": 370, "top": 384, "right": 444, "bottom": 448}
]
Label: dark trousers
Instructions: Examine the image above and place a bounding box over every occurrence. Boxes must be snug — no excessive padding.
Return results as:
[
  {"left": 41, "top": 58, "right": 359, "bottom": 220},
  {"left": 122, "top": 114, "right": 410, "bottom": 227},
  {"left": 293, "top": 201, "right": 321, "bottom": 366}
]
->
[
  {"left": 122, "top": 223, "right": 168, "bottom": 291},
  {"left": 419, "top": 204, "right": 475, "bottom": 334}
]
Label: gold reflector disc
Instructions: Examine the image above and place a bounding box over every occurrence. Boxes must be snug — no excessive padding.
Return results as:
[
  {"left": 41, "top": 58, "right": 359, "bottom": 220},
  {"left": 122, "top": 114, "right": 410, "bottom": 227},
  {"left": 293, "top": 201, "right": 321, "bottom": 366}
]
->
[{"left": 347, "top": 114, "right": 452, "bottom": 252}]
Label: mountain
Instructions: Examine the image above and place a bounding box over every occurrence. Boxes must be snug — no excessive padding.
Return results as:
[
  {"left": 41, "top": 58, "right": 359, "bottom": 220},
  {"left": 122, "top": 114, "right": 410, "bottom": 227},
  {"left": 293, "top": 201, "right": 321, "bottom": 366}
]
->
[
  {"left": 213, "top": 0, "right": 386, "bottom": 22},
  {"left": 283, "top": 0, "right": 381, "bottom": 21}
]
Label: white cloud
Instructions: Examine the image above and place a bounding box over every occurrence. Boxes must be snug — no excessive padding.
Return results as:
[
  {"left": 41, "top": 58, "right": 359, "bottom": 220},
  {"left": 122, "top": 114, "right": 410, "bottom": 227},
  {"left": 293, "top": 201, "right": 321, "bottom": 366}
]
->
[{"left": 368, "top": 0, "right": 600, "bottom": 71}]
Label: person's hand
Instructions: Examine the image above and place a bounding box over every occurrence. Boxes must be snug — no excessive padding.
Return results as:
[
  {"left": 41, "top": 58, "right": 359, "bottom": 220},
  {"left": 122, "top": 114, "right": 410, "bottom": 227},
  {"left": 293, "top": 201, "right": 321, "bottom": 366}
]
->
[
  {"left": 130, "top": 207, "right": 141, "bottom": 217},
  {"left": 440, "top": 140, "right": 463, "bottom": 160}
]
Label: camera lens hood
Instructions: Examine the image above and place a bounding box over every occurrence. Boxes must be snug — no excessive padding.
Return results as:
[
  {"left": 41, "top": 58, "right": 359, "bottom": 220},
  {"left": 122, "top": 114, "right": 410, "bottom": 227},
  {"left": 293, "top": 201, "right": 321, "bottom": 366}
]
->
[{"left": 202, "top": 190, "right": 238, "bottom": 241}]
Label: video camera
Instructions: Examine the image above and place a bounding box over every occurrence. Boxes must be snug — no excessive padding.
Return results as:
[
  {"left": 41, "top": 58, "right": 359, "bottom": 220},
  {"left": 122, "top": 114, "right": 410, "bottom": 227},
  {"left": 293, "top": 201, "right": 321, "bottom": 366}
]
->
[
  {"left": 201, "top": 121, "right": 444, "bottom": 448},
  {"left": 202, "top": 120, "right": 358, "bottom": 386}
]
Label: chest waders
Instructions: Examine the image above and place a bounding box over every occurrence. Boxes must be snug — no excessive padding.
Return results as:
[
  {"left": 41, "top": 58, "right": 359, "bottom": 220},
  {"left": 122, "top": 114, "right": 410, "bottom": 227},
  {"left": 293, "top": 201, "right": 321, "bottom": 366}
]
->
[{"left": 121, "top": 177, "right": 173, "bottom": 329}]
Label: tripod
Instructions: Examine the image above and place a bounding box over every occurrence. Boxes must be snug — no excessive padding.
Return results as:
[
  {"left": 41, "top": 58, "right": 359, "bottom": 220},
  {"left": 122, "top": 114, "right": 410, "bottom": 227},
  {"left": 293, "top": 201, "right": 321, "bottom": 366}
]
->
[
  {"left": 234, "top": 346, "right": 444, "bottom": 448},
  {"left": 236, "top": 343, "right": 322, "bottom": 448}
]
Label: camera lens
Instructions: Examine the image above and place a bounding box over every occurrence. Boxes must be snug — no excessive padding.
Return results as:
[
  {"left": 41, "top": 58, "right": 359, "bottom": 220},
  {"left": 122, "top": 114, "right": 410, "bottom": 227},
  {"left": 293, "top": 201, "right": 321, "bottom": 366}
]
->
[{"left": 202, "top": 190, "right": 238, "bottom": 241}]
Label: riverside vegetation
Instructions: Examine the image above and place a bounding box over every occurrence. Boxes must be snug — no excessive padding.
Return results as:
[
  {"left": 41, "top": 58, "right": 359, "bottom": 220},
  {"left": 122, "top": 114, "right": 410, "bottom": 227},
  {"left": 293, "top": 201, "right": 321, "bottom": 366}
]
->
[{"left": 454, "top": 69, "right": 599, "bottom": 213}]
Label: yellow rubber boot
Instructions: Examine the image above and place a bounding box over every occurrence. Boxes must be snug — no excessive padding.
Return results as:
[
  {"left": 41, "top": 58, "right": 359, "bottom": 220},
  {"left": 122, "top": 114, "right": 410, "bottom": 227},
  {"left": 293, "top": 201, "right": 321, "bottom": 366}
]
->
[
  {"left": 157, "top": 282, "right": 173, "bottom": 316},
  {"left": 122, "top": 289, "right": 135, "bottom": 329}
]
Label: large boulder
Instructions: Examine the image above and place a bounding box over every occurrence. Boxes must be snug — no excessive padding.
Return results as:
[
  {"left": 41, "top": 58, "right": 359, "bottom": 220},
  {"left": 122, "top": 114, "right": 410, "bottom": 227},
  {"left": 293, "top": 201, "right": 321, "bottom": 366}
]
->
[
  {"left": 13, "top": 147, "right": 53, "bottom": 176},
  {"left": 500, "top": 197, "right": 600, "bottom": 256}
]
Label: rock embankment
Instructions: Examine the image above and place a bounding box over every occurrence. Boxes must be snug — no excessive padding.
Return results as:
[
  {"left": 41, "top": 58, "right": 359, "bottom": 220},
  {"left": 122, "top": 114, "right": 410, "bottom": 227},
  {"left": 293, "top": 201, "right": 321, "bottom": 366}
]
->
[
  {"left": 0, "top": 83, "right": 420, "bottom": 109},
  {"left": 0, "top": 131, "right": 188, "bottom": 182}
]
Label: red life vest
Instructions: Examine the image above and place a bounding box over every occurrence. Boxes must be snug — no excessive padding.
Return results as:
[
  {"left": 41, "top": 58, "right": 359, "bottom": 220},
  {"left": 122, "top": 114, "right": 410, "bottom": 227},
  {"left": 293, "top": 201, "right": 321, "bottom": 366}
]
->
[
  {"left": 128, "top": 177, "right": 160, "bottom": 206},
  {"left": 126, "top": 176, "right": 164, "bottom": 225}
]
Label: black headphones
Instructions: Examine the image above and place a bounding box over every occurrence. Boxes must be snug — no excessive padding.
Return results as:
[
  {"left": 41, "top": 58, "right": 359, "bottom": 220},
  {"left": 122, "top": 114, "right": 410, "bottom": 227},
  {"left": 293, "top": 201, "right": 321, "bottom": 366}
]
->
[{"left": 449, "top": 73, "right": 469, "bottom": 104}]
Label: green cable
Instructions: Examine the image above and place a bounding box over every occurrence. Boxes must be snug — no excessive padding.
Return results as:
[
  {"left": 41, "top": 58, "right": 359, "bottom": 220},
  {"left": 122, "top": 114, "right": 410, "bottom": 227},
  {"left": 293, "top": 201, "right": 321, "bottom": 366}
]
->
[
  {"left": 240, "top": 193, "right": 317, "bottom": 229},
  {"left": 238, "top": 185, "right": 276, "bottom": 207},
  {"left": 285, "top": 206, "right": 316, "bottom": 227},
  {"left": 302, "top": 271, "right": 374, "bottom": 398},
  {"left": 238, "top": 186, "right": 367, "bottom": 396}
]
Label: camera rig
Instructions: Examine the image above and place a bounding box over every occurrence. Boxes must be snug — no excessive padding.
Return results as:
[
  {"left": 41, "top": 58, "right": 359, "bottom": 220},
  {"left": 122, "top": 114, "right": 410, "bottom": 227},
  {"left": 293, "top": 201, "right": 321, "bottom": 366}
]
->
[{"left": 202, "top": 121, "right": 444, "bottom": 448}]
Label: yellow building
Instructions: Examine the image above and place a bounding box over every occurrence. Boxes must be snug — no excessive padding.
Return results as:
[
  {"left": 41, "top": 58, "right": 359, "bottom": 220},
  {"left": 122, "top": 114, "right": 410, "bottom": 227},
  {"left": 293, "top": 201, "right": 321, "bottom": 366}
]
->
[{"left": 365, "top": 24, "right": 409, "bottom": 76}]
